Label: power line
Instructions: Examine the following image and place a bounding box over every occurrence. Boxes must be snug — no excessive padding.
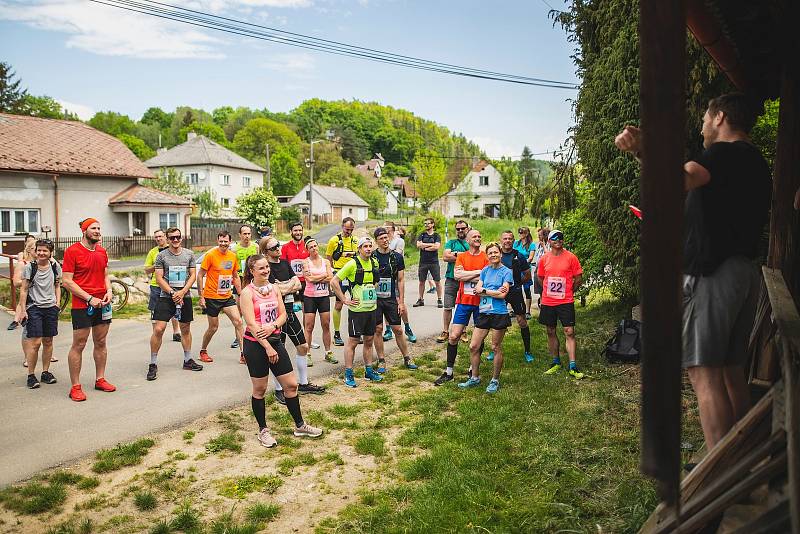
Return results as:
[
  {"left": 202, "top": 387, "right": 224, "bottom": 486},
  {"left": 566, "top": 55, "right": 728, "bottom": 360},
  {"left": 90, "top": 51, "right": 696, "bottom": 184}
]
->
[{"left": 88, "top": 0, "right": 579, "bottom": 89}]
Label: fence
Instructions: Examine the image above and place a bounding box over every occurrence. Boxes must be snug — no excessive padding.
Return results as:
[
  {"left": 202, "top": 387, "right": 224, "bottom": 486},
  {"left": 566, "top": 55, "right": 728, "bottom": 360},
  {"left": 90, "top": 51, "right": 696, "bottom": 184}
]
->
[{"left": 53, "top": 236, "right": 193, "bottom": 260}]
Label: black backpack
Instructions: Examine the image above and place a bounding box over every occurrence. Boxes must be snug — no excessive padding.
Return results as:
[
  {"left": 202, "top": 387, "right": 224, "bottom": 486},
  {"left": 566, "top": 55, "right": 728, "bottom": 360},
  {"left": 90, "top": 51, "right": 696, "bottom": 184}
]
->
[
  {"left": 603, "top": 319, "right": 641, "bottom": 363},
  {"left": 353, "top": 257, "right": 379, "bottom": 286},
  {"left": 26, "top": 260, "right": 61, "bottom": 304}
]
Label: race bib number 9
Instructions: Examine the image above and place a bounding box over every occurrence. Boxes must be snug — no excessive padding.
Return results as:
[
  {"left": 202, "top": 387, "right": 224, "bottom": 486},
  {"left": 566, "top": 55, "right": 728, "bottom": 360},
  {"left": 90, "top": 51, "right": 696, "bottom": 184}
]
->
[
  {"left": 217, "top": 274, "right": 233, "bottom": 295},
  {"left": 361, "top": 284, "right": 377, "bottom": 307},
  {"left": 258, "top": 301, "right": 279, "bottom": 326},
  {"left": 168, "top": 265, "right": 187, "bottom": 288},
  {"left": 546, "top": 276, "right": 567, "bottom": 300},
  {"left": 463, "top": 281, "right": 478, "bottom": 296},
  {"left": 376, "top": 277, "right": 391, "bottom": 299},
  {"left": 290, "top": 259, "right": 304, "bottom": 276}
]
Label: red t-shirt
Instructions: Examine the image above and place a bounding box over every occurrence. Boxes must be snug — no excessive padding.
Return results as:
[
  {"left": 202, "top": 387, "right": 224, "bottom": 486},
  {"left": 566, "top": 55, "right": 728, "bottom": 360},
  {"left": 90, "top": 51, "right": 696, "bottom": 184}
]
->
[
  {"left": 455, "top": 251, "right": 488, "bottom": 306},
  {"left": 280, "top": 239, "right": 309, "bottom": 281},
  {"left": 62, "top": 242, "right": 108, "bottom": 310},
  {"left": 537, "top": 249, "right": 583, "bottom": 306}
]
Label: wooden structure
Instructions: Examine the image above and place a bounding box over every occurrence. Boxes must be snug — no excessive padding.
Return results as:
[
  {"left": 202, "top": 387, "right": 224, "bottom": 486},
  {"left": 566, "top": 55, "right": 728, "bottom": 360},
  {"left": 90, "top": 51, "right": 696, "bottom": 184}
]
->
[{"left": 638, "top": 0, "right": 799, "bottom": 532}]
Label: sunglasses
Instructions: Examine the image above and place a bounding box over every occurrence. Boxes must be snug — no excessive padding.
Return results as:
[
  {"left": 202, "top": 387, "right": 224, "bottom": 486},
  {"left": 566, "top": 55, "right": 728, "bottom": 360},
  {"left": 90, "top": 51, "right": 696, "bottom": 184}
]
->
[
  {"left": 168, "top": 235, "right": 182, "bottom": 241},
  {"left": 549, "top": 236, "right": 563, "bottom": 241},
  {"left": 455, "top": 226, "right": 468, "bottom": 231},
  {"left": 267, "top": 244, "right": 280, "bottom": 251}
]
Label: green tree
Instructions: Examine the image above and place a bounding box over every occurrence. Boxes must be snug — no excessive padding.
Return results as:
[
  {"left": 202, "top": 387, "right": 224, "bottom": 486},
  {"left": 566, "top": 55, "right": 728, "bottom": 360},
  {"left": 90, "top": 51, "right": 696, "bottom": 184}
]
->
[
  {"left": 233, "top": 118, "right": 303, "bottom": 164},
  {"left": 144, "top": 167, "right": 191, "bottom": 196},
  {"left": 412, "top": 149, "right": 448, "bottom": 211},
  {"left": 457, "top": 176, "right": 475, "bottom": 216},
  {"left": 751, "top": 99, "right": 779, "bottom": 168},
  {"left": 334, "top": 125, "right": 370, "bottom": 165},
  {"left": 18, "top": 95, "right": 77, "bottom": 120},
  {"left": 235, "top": 187, "right": 282, "bottom": 229},
  {"left": 117, "top": 133, "right": 156, "bottom": 160},
  {"left": 383, "top": 162, "right": 411, "bottom": 178},
  {"left": 269, "top": 147, "right": 303, "bottom": 195},
  {"left": 192, "top": 189, "right": 220, "bottom": 217},
  {"left": 89, "top": 111, "right": 137, "bottom": 137},
  {"left": 318, "top": 162, "right": 385, "bottom": 214},
  {"left": 167, "top": 106, "right": 213, "bottom": 146},
  {"left": 140, "top": 107, "right": 173, "bottom": 129},
  {"left": 0, "top": 62, "right": 27, "bottom": 113},
  {"left": 179, "top": 121, "right": 227, "bottom": 145},
  {"left": 134, "top": 122, "right": 163, "bottom": 151},
  {"left": 212, "top": 106, "right": 235, "bottom": 127}
]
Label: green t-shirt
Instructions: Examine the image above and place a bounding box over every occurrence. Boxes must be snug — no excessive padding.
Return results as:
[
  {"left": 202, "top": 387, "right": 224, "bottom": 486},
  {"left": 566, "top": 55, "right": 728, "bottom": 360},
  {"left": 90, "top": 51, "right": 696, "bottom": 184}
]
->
[
  {"left": 232, "top": 242, "right": 258, "bottom": 276},
  {"left": 145, "top": 246, "right": 161, "bottom": 287},
  {"left": 336, "top": 256, "right": 377, "bottom": 313},
  {"left": 444, "top": 239, "right": 469, "bottom": 279}
]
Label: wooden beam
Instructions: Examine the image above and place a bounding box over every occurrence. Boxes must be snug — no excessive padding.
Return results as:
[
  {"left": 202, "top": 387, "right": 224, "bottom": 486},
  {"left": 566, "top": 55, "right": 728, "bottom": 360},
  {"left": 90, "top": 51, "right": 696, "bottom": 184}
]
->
[{"left": 638, "top": 0, "right": 687, "bottom": 506}]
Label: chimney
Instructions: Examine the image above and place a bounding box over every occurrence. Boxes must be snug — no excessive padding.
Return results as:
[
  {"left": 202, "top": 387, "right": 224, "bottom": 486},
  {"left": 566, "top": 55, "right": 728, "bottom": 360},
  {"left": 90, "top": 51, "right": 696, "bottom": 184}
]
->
[{"left": 187, "top": 131, "right": 197, "bottom": 141}]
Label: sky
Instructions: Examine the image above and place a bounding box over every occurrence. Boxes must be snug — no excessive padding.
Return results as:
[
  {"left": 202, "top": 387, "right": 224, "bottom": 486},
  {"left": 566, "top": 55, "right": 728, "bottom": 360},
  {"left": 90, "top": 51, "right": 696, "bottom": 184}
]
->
[{"left": 0, "top": 0, "right": 579, "bottom": 160}]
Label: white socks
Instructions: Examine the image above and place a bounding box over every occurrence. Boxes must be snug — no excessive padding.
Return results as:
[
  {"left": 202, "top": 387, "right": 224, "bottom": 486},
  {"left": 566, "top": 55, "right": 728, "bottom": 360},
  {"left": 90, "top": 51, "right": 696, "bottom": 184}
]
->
[{"left": 295, "top": 355, "right": 308, "bottom": 385}]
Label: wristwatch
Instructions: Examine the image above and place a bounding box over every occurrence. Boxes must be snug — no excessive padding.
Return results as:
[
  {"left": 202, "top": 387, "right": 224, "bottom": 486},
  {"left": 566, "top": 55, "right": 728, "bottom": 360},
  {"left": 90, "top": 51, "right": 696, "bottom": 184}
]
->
[
  {"left": 170, "top": 290, "right": 176, "bottom": 297},
  {"left": 272, "top": 322, "right": 278, "bottom": 331}
]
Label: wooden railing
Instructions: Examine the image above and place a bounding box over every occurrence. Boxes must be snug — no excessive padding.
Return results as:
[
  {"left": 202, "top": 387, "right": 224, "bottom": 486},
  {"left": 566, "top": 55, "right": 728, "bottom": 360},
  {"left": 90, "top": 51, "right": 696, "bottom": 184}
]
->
[{"left": 0, "top": 253, "right": 17, "bottom": 310}]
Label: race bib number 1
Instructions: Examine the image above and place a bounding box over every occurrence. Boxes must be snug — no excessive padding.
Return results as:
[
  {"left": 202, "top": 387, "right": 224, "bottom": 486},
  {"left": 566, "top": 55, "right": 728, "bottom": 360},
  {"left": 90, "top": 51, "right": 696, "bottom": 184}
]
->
[
  {"left": 168, "top": 265, "right": 187, "bottom": 288},
  {"left": 376, "top": 277, "right": 391, "bottom": 299},
  {"left": 463, "top": 281, "right": 478, "bottom": 296},
  {"left": 217, "top": 274, "right": 232, "bottom": 295},
  {"left": 546, "top": 276, "right": 567, "bottom": 300}
]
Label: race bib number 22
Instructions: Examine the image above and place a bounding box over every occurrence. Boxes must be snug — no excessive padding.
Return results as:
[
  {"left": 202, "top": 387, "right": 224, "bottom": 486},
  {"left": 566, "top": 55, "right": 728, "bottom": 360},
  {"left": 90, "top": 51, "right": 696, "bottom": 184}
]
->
[{"left": 546, "top": 276, "right": 567, "bottom": 300}]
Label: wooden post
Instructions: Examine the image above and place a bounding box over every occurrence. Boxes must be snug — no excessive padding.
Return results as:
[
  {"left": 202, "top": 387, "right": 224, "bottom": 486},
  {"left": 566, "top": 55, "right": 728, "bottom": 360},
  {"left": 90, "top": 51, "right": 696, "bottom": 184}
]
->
[{"left": 638, "top": 0, "right": 686, "bottom": 506}]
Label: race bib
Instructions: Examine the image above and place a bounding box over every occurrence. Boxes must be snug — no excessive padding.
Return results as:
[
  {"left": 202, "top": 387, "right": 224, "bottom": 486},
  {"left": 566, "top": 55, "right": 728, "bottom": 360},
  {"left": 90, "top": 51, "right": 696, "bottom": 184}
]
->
[
  {"left": 217, "top": 274, "right": 233, "bottom": 295},
  {"left": 308, "top": 281, "right": 329, "bottom": 297},
  {"left": 258, "top": 300, "right": 279, "bottom": 326},
  {"left": 376, "top": 277, "right": 392, "bottom": 299},
  {"left": 463, "top": 281, "right": 478, "bottom": 296},
  {"left": 283, "top": 292, "right": 294, "bottom": 304},
  {"left": 101, "top": 303, "right": 113, "bottom": 320},
  {"left": 546, "top": 276, "right": 567, "bottom": 300},
  {"left": 479, "top": 295, "right": 493, "bottom": 313},
  {"left": 168, "top": 265, "right": 187, "bottom": 288},
  {"left": 361, "top": 284, "right": 377, "bottom": 307},
  {"left": 290, "top": 259, "right": 304, "bottom": 276}
]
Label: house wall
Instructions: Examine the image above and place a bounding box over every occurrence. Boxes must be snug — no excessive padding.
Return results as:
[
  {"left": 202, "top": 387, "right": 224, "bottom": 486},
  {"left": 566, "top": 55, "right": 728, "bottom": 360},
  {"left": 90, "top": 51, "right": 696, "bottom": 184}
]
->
[
  {"left": 384, "top": 191, "right": 399, "bottom": 215},
  {"left": 444, "top": 164, "right": 504, "bottom": 218}
]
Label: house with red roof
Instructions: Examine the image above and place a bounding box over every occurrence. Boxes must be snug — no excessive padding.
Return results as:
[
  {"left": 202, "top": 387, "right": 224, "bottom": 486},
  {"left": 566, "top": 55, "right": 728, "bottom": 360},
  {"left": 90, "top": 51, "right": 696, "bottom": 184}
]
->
[{"left": 0, "top": 113, "right": 192, "bottom": 255}]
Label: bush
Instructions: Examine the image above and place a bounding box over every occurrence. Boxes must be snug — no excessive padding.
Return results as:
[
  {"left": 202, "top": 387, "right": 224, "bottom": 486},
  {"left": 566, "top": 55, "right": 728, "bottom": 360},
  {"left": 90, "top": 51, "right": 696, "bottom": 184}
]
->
[{"left": 279, "top": 205, "right": 301, "bottom": 223}]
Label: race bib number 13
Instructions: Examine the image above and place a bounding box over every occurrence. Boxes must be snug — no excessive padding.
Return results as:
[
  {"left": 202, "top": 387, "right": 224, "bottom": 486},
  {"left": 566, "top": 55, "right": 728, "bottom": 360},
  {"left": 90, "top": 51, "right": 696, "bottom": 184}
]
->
[
  {"left": 546, "top": 276, "right": 567, "bottom": 300},
  {"left": 290, "top": 259, "right": 304, "bottom": 275}
]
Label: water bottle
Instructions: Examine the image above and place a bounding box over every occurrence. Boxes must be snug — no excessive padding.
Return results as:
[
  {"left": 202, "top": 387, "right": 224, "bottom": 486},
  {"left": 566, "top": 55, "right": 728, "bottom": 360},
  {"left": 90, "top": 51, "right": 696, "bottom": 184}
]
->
[{"left": 174, "top": 296, "right": 182, "bottom": 322}]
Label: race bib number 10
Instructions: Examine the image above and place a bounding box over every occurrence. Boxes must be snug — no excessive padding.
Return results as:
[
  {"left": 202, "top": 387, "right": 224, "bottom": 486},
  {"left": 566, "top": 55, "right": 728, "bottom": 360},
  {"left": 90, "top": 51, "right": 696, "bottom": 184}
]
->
[
  {"left": 376, "top": 277, "right": 391, "bottom": 299},
  {"left": 546, "top": 276, "right": 567, "bottom": 300}
]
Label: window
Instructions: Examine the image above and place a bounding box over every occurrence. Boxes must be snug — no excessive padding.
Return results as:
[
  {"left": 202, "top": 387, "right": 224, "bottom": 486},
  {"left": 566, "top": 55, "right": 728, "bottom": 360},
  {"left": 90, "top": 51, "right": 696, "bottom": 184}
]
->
[
  {"left": 0, "top": 208, "right": 41, "bottom": 235},
  {"left": 221, "top": 198, "right": 230, "bottom": 208},
  {"left": 186, "top": 173, "right": 199, "bottom": 185},
  {"left": 159, "top": 213, "right": 178, "bottom": 229},
  {"left": 306, "top": 190, "right": 311, "bottom": 201},
  {"left": 348, "top": 208, "right": 353, "bottom": 214},
  {"left": 479, "top": 175, "right": 489, "bottom": 187},
  {"left": 242, "top": 176, "right": 251, "bottom": 188},
  {"left": 220, "top": 174, "right": 230, "bottom": 186}
]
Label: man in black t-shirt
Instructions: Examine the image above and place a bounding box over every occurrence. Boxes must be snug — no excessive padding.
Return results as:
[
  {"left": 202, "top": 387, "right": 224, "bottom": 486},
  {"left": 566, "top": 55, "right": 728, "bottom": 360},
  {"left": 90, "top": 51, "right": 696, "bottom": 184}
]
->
[
  {"left": 413, "top": 217, "right": 443, "bottom": 308},
  {"left": 615, "top": 93, "right": 771, "bottom": 449}
]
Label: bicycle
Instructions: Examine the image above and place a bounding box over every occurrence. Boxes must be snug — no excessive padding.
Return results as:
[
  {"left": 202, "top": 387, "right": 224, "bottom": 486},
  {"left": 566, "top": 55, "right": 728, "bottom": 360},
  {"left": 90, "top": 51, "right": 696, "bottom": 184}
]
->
[{"left": 59, "top": 279, "right": 130, "bottom": 313}]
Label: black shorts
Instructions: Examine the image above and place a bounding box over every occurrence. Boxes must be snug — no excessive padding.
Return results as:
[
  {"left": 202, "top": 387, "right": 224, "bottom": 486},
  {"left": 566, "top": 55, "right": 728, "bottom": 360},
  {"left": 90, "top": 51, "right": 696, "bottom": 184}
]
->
[
  {"left": 348, "top": 309, "right": 376, "bottom": 338},
  {"left": 26, "top": 305, "right": 59, "bottom": 338},
  {"left": 374, "top": 298, "right": 401, "bottom": 326},
  {"left": 71, "top": 308, "right": 112, "bottom": 330},
  {"left": 242, "top": 337, "right": 294, "bottom": 379},
  {"left": 152, "top": 296, "right": 193, "bottom": 323},
  {"left": 303, "top": 295, "right": 330, "bottom": 314},
  {"left": 203, "top": 297, "right": 236, "bottom": 317},
  {"left": 418, "top": 262, "right": 441, "bottom": 282},
  {"left": 538, "top": 303, "right": 576, "bottom": 327},
  {"left": 505, "top": 289, "right": 526, "bottom": 316},
  {"left": 281, "top": 310, "right": 307, "bottom": 347},
  {"left": 475, "top": 313, "right": 512, "bottom": 330}
]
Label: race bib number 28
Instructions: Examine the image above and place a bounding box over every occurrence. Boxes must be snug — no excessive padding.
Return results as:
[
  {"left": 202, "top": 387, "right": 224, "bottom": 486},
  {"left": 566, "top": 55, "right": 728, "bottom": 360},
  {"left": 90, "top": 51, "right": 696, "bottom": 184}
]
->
[
  {"left": 217, "top": 275, "right": 233, "bottom": 295},
  {"left": 546, "top": 276, "right": 567, "bottom": 300}
]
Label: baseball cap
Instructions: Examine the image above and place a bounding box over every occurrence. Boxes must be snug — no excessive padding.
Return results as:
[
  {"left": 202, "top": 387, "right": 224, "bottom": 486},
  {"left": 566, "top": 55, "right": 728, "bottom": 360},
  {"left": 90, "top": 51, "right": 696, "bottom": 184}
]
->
[
  {"left": 358, "top": 236, "right": 373, "bottom": 248},
  {"left": 548, "top": 230, "right": 564, "bottom": 241},
  {"left": 373, "top": 227, "right": 388, "bottom": 239}
]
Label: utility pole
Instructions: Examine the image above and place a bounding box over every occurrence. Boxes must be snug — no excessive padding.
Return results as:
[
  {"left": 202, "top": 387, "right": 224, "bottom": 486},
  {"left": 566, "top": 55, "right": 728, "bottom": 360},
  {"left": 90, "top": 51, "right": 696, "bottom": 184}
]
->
[
  {"left": 309, "top": 141, "right": 315, "bottom": 228},
  {"left": 265, "top": 143, "right": 271, "bottom": 190}
]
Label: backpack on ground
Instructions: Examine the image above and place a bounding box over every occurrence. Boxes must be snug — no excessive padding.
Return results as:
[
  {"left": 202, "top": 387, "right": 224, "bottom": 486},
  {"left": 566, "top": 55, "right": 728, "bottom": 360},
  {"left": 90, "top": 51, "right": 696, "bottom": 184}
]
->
[{"left": 603, "top": 319, "right": 641, "bottom": 363}]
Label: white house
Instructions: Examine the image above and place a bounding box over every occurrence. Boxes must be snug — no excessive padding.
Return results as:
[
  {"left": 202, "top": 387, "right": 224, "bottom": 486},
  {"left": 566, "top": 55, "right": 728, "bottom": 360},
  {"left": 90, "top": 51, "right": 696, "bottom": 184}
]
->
[
  {"left": 144, "top": 133, "right": 265, "bottom": 218},
  {"left": 443, "top": 160, "right": 503, "bottom": 218},
  {"left": 384, "top": 188, "right": 400, "bottom": 215},
  {"left": 0, "top": 113, "right": 192, "bottom": 256},
  {"left": 288, "top": 184, "right": 369, "bottom": 223}
]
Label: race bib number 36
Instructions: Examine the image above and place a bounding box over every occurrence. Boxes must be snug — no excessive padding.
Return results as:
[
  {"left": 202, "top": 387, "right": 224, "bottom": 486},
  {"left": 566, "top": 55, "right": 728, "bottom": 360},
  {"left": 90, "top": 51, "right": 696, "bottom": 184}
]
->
[
  {"left": 258, "top": 301, "right": 278, "bottom": 325},
  {"left": 546, "top": 276, "right": 567, "bottom": 300},
  {"left": 376, "top": 277, "right": 391, "bottom": 299}
]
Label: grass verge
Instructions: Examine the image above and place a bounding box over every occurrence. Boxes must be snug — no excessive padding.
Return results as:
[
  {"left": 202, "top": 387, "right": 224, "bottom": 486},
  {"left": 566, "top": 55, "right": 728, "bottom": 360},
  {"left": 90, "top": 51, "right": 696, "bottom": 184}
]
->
[{"left": 92, "top": 438, "right": 155, "bottom": 473}]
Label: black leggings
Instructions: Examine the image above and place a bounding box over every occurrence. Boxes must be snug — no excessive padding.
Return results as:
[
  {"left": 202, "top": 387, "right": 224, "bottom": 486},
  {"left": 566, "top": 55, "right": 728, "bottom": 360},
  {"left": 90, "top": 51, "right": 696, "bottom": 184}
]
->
[
  {"left": 523, "top": 285, "right": 532, "bottom": 300},
  {"left": 242, "top": 337, "right": 294, "bottom": 378}
]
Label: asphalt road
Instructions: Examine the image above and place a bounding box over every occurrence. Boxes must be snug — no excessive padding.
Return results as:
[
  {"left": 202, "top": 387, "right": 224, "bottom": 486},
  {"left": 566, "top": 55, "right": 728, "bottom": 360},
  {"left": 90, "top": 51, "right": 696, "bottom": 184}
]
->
[{"left": 0, "top": 290, "right": 446, "bottom": 486}]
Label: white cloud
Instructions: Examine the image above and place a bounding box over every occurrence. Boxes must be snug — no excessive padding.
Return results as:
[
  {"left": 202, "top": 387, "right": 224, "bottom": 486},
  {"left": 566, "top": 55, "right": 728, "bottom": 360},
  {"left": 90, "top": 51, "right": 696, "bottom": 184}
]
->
[
  {"left": 261, "top": 52, "right": 315, "bottom": 78},
  {"left": 56, "top": 99, "right": 94, "bottom": 120}
]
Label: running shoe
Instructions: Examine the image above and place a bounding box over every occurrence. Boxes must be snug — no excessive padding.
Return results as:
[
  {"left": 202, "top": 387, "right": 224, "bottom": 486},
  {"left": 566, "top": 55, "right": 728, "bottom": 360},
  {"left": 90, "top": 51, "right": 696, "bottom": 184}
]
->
[
  {"left": 460, "top": 332, "right": 469, "bottom": 343},
  {"left": 239, "top": 353, "right": 246, "bottom": 364},
  {"left": 334, "top": 332, "right": 344, "bottom": 346},
  {"left": 50, "top": 356, "right": 58, "bottom": 362},
  {"left": 412, "top": 299, "right": 424, "bottom": 307},
  {"left": 69, "top": 384, "right": 86, "bottom": 402},
  {"left": 383, "top": 327, "right": 393, "bottom": 342},
  {"left": 404, "top": 359, "right": 418, "bottom": 370},
  {"left": 437, "top": 299, "right": 444, "bottom": 308},
  {"left": 376, "top": 360, "right": 387, "bottom": 374},
  {"left": 7, "top": 320, "right": 18, "bottom": 330},
  {"left": 310, "top": 341, "right": 321, "bottom": 349},
  {"left": 524, "top": 352, "right": 534, "bottom": 363},
  {"left": 486, "top": 378, "right": 500, "bottom": 393},
  {"left": 199, "top": 350, "right": 214, "bottom": 363},
  {"left": 40, "top": 371, "right": 57, "bottom": 384},
  {"left": 274, "top": 390, "right": 286, "bottom": 405},
  {"left": 146, "top": 364, "right": 158, "bottom": 381},
  {"left": 173, "top": 333, "right": 182, "bottom": 342},
  {"left": 405, "top": 325, "right": 417, "bottom": 343},
  {"left": 544, "top": 363, "right": 562, "bottom": 375},
  {"left": 23, "top": 360, "right": 27, "bottom": 368},
  {"left": 509, "top": 310, "right": 516, "bottom": 317},
  {"left": 294, "top": 423, "right": 324, "bottom": 438},
  {"left": 298, "top": 383, "right": 326, "bottom": 394},
  {"left": 364, "top": 367, "right": 383, "bottom": 382},
  {"left": 182, "top": 359, "right": 203, "bottom": 372},
  {"left": 230, "top": 339, "right": 239, "bottom": 349},
  {"left": 426, "top": 286, "right": 436, "bottom": 294},
  {"left": 486, "top": 351, "right": 495, "bottom": 362},
  {"left": 436, "top": 331, "right": 448, "bottom": 343},
  {"left": 568, "top": 368, "right": 585, "bottom": 380},
  {"left": 324, "top": 351, "right": 339, "bottom": 364},
  {"left": 94, "top": 378, "right": 116, "bottom": 392},
  {"left": 307, "top": 354, "right": 314, "bottom": 368},
  {"left": 358, "top": 336, "right": 364, "bottom": 345},
  {"left": 433, "top": 372, "right": 453, "bottom": 386},
  {"left": 258, "top": 428, "right": 277, "bottom": 448},
  {"left": 27, "top": 374, "right": 40, "bottom": 389},
  {"left": 458, "top": 376, "right": 481, "bottom": 389},
  {"left": 525, "top": 313, "right": 532, "bottom": 320},
  {"left": 344, "top": 368, "right": 357, "bottom": 388}
]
